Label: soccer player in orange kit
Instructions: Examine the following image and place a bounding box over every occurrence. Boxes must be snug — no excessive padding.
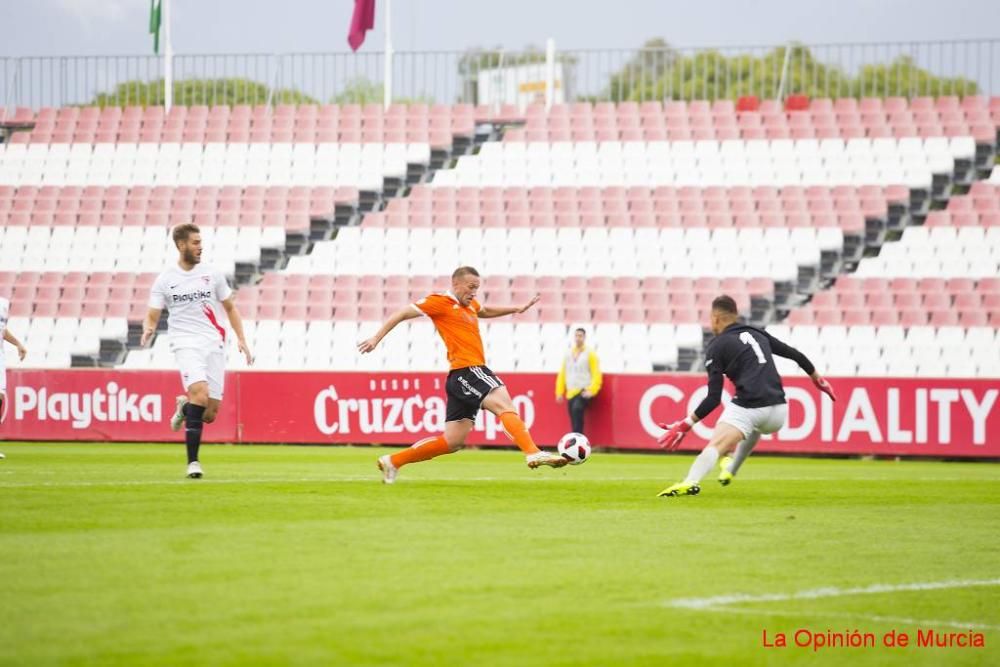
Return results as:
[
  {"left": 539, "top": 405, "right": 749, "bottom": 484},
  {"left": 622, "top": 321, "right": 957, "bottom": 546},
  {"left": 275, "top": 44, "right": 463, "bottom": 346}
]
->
[{"left": 358, "top": 266, "right": 568, "bottom": 483}]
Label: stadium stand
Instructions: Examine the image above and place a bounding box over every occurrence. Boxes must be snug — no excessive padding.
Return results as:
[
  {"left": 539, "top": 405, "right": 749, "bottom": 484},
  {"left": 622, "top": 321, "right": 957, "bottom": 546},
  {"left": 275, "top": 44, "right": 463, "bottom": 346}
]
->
[
  {"left": 503, "top": 96, "right": 999, "bottom": 144},
  {"left": 1, "top": 97, "right": 998, "bottom": 376},
  {"left": 16, "top": 103, "right": 475, "bottom": 149}
]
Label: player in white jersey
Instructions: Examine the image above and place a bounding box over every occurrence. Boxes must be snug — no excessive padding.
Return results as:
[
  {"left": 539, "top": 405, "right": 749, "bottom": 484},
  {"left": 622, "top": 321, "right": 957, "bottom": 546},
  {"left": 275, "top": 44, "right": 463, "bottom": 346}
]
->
[
  {"left": 0, "top": 296, "right": 28, "bottom": 459},
  {"left": 140, "top": 223, "right": 253, "bottom": 478}
]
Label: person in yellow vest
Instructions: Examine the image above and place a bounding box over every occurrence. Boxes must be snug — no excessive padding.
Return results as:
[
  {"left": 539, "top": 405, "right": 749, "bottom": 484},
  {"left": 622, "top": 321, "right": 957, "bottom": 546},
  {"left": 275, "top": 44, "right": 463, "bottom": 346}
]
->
[{"left": 555, "top": 327, "right": 602, "bottom": 436}]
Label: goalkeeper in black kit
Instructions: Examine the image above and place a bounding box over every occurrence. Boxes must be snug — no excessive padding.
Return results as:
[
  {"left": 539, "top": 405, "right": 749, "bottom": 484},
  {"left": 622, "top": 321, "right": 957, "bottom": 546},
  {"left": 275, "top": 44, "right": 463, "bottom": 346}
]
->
[{"left": 657, "top": 295, "right": 837, "bottom": 497}]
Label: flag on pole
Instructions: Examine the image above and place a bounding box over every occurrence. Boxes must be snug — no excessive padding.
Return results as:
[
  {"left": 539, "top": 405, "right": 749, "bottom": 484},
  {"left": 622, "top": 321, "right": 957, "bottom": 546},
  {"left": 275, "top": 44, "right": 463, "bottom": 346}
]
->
[
  {"left": 348, "top": 0, "right": 376, "bottom": 52},
  {"left": 149, "top": 0, "right": 162, "bottom": 54}
]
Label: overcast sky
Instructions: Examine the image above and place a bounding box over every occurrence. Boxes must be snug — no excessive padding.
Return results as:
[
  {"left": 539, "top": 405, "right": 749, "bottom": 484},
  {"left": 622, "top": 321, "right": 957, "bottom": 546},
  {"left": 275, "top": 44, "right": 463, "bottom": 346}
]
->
[{"left": 3, "top": 0, "right": 997, "bottom": 56}]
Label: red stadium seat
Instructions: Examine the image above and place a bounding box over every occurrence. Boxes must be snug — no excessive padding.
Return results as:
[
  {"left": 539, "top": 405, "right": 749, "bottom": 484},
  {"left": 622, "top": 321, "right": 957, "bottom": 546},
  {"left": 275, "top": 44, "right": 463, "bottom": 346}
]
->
[
  {"left": 929, "top": 310, "right": 959, "bottom": 327},
  {"left": 870, "top": 309, "right": 899, "bottom": 326},
  {"left": 889, "top": 277, "right": 919, "bottom": 293},
  {"left": 894, "top": 292, "right": 922, "bottom": 309},
  {"left": 922, "top": 293, "right": 952, "bottom": 309},
  {"left": 813, "top": 309, "right": 843, "bottom": 326},
  {"left": 978, "top": 277, "right": 1000, "bottom": 294},
  {"left": 899, "top": 309, "right": 928, "bottom": 327},
  {"left": 563, "top": 306, "right": 591, "bottom": 323},
  {"left": 958, "top": 311, "right": 989, "bottom": 327},
  {"left": 838, "top": 292, "right": 866, "bottom": 309},
  {"left": 785, "top": 309, "right": 814, "bottom": 325},
  {"left": 842, "top": 309, "right": 870, "bottom": 326},
  {"left": 784, "top": 95, "right": 810, "bottom": 112},
  {"left": 865, "top": 292, "right": 894, "bottom": 309}
]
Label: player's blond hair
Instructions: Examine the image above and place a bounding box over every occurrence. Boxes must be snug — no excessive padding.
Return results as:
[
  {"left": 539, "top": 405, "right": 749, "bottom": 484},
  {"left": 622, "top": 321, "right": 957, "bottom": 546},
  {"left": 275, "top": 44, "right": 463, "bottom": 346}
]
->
[
  {"left": 172, "top": 223, "right": 201, "bottom": 248},
  {"left": 452, "top": 266, "right": 480, "bottom": 281}
]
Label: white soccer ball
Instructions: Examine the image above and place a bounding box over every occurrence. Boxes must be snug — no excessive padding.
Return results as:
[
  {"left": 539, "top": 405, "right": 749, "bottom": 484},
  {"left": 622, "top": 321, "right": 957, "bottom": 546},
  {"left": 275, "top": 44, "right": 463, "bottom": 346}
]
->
[{"left": 557, "top": 432, "right": 591, "bottom": 465}]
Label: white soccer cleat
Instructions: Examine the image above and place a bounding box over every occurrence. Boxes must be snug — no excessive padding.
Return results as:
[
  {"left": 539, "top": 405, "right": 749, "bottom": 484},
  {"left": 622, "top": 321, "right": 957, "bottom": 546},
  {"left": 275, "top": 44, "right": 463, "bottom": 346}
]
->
[
  {"left": 377, "top": 455, "right": 398, "bottom": 484},
  {"left": 186, "top": 461, "right": 203, "bottom": 479},
  {"left": 170, "top": 395, "right": 187, "bottom": 432},
  {"left": 526, "top": 451, "right": 569, "bottom": 469},
  {"left": 0, "top": 452, "right": 5, "bottom": 460}
]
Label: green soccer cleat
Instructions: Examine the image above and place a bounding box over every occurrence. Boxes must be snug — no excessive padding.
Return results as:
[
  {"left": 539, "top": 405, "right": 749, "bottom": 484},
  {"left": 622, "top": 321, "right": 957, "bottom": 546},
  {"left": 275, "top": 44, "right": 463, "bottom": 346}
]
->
[
  {"left": 718, "top": 456, "right": 735, "bottom": 486},
  {"left": 658, "top": 481, "right": 700, "bottom": 497}
]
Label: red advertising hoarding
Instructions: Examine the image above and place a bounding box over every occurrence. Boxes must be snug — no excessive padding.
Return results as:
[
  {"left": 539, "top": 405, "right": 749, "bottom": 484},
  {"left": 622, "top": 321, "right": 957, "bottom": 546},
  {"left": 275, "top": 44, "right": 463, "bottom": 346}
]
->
[
  {"left": 2, "top": 369, "right": 238, "bottom": 443},
  {"left": 3, "top": 369, "right": 998, "bottom": 458}
]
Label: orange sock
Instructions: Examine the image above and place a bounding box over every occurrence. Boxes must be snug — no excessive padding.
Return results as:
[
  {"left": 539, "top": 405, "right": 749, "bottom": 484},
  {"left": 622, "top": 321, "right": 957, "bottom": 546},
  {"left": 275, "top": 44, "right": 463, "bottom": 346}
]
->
[
  {"left": 499, "top": 411, "right": 540, "bottom": 455},
  {"left": 390, "top": 435, "right": 452, "bottom": 468}
]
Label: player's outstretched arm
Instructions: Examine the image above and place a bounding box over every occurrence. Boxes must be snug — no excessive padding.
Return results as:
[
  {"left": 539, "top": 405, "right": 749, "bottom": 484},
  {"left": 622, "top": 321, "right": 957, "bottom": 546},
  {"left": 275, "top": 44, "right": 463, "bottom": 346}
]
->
[
  {"left": 479, "top": 293, "right": 540, "bottom": 319},
  {"left": 656, "top": 363, "right": 720, "bottom": 449},
  {"left": 358, "top": 307, "right": 422, "bottom": 354},
  {"left": 764, "top": 332, "right": 836, "bottom": 400},
  {"left": 140, "top": 308, "right": 162, "bottom": 348},
  {"left": 764, "top": 331, "right": 816, "bottom": 375},
  {"left": 3, "top": 329, "right": 27, "bottom": 361},
  {"left": 222, "top": 297, "right": 254, "bottom": 366}
]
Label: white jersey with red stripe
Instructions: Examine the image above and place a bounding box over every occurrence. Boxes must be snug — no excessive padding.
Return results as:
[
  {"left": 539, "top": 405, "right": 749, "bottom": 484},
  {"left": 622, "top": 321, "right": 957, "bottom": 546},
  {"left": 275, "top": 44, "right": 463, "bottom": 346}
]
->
[{"left": 149, "top": 264, "right": 232, "bottom": 351}]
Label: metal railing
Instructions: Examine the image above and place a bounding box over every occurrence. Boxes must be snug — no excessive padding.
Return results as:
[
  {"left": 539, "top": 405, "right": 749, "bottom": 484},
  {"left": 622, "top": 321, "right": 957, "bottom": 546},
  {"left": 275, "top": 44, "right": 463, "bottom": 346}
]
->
[{"left": 2, "top": 39, "right": 997, "bottom": 111}]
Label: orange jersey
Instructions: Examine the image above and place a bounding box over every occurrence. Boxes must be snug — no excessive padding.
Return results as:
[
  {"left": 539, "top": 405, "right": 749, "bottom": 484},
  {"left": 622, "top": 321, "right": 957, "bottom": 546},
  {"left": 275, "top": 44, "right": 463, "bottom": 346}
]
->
[{"left": 412, "top": 292, "right": 486, "bottom": 370}]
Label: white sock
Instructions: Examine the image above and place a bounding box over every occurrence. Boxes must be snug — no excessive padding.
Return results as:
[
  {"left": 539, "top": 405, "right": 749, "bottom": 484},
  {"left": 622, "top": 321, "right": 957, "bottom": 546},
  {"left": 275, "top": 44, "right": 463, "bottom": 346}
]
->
[
  {"left": 684, "top": 446, "right": 719, "bottom": 484},
  {"left": 726, "top": 432, "right": 760, "bottom": 476}
]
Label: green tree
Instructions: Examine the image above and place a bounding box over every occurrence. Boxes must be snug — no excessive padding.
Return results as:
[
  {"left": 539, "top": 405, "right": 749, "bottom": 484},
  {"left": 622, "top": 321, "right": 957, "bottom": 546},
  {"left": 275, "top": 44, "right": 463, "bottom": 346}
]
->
[
  {"left": 607, "top": 38, "right": 681, "bottom": 102},
  {"left": 88, "top": 78, "right": 317, "bottom": 107},
  {"left": 854, "top": 56, "right": 978, "bottom": 98},
  {"left": 331, "top": 78, "right": 382, "bottom": 104},
  {"left": 330, "top": 78, "right": 434, "bottom": 105},
  {"left": 596, "top": 42, "right": 978, "bottom": 102}
]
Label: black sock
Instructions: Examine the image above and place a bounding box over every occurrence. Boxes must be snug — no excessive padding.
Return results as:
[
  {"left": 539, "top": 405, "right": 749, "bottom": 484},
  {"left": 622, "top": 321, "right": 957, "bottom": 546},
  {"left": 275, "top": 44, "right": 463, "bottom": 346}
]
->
[{"left": 185, "top": 404, "right": 206, "bottom": 464}]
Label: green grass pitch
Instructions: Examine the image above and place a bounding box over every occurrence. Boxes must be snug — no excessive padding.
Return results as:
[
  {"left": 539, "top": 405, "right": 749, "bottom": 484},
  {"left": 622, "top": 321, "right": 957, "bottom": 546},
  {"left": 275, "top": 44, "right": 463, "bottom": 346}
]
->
[{"left": 0, "top": 443, "right": 997, "bottom": 666}]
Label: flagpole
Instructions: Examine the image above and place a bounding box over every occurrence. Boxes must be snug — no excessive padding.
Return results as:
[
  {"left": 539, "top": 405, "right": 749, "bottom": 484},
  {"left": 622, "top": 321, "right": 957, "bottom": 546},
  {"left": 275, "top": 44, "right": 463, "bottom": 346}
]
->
[
  {"left": 383, "top": 0, "right": 392, "bottom": 110},
  {"left": 163, "top": 0, "right": 173, "bottom": 110}
]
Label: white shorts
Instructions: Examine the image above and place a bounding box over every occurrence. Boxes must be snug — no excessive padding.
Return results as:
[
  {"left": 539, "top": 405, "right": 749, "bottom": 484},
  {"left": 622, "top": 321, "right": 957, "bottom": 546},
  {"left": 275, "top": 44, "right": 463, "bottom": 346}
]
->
[
  {"left": 718, "top": 402, "right": 788, "bottom": 439},
  {"left": 0, "top": 359, "right": 6, "bottom": 397},
  {"left": 175, "top": 347, "right": 225, "bottom": 400}
]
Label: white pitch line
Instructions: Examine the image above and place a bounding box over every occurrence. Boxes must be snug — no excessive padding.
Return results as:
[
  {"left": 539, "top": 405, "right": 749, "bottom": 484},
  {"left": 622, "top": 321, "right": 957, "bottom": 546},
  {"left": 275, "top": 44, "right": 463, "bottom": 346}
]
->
[
  {"left": 0, "top": 477, "right": 373, "bottom": 488},
  {"left": 711, "top": 605, "right": 1000, "bottom": 631},
  {"left": 0, "top": 475, "right": 672, "bottom": 489},
  {"left": 663, "top": 578, "right": 1000, "bottom": 610},
  {"left": 0, "top": 471, "right": 997, "bottom": 489}
]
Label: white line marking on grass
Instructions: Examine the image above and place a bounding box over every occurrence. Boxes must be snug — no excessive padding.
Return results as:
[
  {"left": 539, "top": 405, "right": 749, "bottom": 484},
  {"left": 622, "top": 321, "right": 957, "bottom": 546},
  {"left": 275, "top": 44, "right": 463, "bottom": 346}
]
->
[
  {"left": 712, "top": 605, "right": 1000, "bottom": 631},
  {"left": 0, "top": 477, "right": 365, "bottom": 488},
  {"left": 0, "top": 475, "right": 668, "bottom": 488},
  {"left": 2, "top": 473, "right": 996, "bottom": 489},
  {"left": 663, "top": 578, "right": 1000, "bottom": 610}
]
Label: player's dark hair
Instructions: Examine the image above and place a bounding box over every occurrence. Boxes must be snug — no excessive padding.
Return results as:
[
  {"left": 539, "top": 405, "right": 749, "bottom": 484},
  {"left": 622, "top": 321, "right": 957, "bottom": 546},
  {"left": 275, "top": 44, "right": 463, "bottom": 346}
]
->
[
  {"left": 575, "top": 327, "right": 586, "bottom": 335},
  {"left": 452, "top": 266, "right": 480, "bottom": 281},
  {"left": 711, "top": 295, "right": 739, "bottom": 316},
  {"left": 172, "top": 223, "right": 200, "bottom": 247}
]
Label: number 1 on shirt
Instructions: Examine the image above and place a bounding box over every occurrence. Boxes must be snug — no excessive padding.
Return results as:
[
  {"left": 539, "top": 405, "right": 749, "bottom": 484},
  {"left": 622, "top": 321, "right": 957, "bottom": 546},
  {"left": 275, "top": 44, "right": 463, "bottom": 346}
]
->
[{"left": 739, "top": 331, "right": 766, "bottom": 364}]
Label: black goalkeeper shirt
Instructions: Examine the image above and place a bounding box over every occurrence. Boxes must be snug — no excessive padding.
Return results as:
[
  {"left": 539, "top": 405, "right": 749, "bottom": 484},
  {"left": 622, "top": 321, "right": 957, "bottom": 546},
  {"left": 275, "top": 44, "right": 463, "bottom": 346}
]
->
[{"left": 692, "top": 323, "right": 816, "bottom": 421}]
